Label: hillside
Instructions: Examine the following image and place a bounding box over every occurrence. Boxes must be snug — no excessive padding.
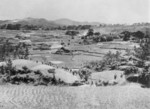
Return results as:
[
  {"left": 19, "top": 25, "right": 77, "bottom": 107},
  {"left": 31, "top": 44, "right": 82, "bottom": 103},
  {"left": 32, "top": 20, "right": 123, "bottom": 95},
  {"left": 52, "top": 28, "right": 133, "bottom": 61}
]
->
[
  {"left": 0, "top": 84, "right": 149, "bottom": 109},
  {"left": 55, "top": 18, "right": 101, "bottom": 26},
  {"left": 0, "top": 18, "right": 101, "bottom": 29},
  {"left": 0, "top": 18, "right": 59, "bottom": 28},
  {"left": 0, "top": 18, "right": 149, "bottom": 30},
  {"left": 54, "top": 18, "right": 81, "bottom": 25}
]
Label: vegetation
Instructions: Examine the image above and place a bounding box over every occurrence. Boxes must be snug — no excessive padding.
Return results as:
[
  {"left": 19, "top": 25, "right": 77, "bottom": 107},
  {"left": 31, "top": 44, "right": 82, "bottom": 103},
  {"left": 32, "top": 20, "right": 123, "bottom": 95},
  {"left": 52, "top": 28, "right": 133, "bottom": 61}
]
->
[
  {"left": 120, "top": 30, "right": 145, "bottom": 41},
  {"left": 65, "top": 30, "right": 79, "bottom": 39},
  {"left": 0, "top": 23, "right": 92, "bottom": 30},
  {"left": 0, "top": 40, "right": 30, "bottom": 61},
  {"left": 121, "top": 31, "right": 131, "bottom": 41},
  {"left": 81, "top": 29, "right": 114, "bottom": 44},
  {"left": 78, "top": 69, "right": 91, "bottom": 81},
  {"left": 0, "top": 60, "right": 61, "bottom": 85},
  {"left": 124, "top": 28, "right": 150, "bottom": 87},
  {"left": 134, "top": 37, "right": 150, "bottom": 67},
  {"left": 124, "top": 66, "right": 139, "bottom": 75},
  {"left": 85, "top": 51, "right": 122, "bottom": 71}
]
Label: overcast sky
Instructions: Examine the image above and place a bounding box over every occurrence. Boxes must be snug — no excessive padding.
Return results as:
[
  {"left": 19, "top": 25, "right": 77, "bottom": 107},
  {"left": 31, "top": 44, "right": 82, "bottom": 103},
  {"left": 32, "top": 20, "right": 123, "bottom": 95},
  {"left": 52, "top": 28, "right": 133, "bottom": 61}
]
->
[{"left": 0, "top": 0, "right": 149, "bottom": 24}]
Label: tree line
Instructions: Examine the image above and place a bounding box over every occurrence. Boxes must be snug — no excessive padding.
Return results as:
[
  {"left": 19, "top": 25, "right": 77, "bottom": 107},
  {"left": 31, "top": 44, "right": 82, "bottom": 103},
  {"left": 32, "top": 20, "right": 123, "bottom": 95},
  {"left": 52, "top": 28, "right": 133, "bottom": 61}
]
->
[
  {"left": 0, "top": 40, "right": 29, "bottom": 61},
  {"left": 0, "top": 23, "right": 92, "bottom": 30}
]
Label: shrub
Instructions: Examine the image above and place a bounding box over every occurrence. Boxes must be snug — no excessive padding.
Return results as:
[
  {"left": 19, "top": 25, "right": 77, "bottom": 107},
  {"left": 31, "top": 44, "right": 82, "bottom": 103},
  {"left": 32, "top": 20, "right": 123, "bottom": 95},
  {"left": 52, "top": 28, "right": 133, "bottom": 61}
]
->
[
  {"left": 124, "top": 66, "right": 139, "bottom": 75},
  {"left": 85, "top": 51, "right": 122, "bottom": 71},
  {"left": 132, "top": 31, "right": 145, "bottom": 39},
  {"left": 103, "top": 51, "right": 121, "bottom": 69},
  {"left": 134, "top": 31, "right": 150, "bottom": 67},
  {"left": 139, "top": 73, "right": 150, "bottom": 87},
  {"left": 106, "top": 36, "right": 113, "bottom": 41},
  {"left": 121, "top": 31, "right": 131, "bottom": 41},
  {"left": 65, "top": 30, "right": 79, "bottom": 39},
  {"left": 78, "top": 69, "right": 91, "bottom": 81}
]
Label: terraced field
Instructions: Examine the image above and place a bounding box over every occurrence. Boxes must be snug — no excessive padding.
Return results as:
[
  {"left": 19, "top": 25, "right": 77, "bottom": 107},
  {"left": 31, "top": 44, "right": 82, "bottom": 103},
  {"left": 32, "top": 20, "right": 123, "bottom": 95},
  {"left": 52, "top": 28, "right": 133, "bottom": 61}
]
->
[{"left": 0, "top": 84, "right": 150, "bottom": 109}]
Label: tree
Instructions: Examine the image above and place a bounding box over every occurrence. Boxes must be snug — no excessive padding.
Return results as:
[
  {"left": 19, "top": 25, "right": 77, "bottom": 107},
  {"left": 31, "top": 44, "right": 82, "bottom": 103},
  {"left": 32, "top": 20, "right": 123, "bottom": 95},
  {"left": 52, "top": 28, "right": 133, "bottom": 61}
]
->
[
  {"left": 93, "top": 35, "right": 100, "bottom": 43},
  {"left": 65, "top": 30, "right": 79, "bottom": 39},
  {"left": 94, "top": 32, "right": 100, "bottom": 36},
  {"left": 22, "top": 66, "right": 31, "bottom": 74},
  {"left": 134, "top": 30, "right": 150, "bottom": 67},
  {"left": 0, "top": 41, "right": 30, "bottom": 61},
  {"left": 48, "top": 69, "right": 57, "bottom": 84},
  {"left": 121, "top": 31, "right": 131, "bottom": 41},
  {"left": 24, "top": 46, "right": 29, "bottom": 59},
  {"left": 85, "top": 51, "right": 122, "bottom": 71},
  {"left": 78, "top": 69, "right": 91, "bottom": 81},
  {"left": 87, "top": 29, "right": 94, "bottom": 37},
  {"left": 132, "top": 31, "right": 145, "bottom": 39}
]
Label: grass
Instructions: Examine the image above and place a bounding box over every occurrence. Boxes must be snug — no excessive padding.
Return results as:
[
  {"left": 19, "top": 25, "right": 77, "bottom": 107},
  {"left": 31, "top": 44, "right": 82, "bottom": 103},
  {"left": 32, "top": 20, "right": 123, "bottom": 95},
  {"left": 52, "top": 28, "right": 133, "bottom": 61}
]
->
[
  {"left": 0, "top": 29, "right": 137, "bottom": 69},
  {"left": 91, "top": 70, "right": 124, "bottom": 82},
  {"left": 0, "top": 84, "right": 149, "bottom": 109}
]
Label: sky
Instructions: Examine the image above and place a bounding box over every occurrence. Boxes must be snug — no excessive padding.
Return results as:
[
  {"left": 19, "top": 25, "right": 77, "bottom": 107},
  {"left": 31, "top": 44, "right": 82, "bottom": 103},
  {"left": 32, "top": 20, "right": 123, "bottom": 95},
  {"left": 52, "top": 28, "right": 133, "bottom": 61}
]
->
[{"left": 0, "top": 0, "right": 149, "bottom": 24}]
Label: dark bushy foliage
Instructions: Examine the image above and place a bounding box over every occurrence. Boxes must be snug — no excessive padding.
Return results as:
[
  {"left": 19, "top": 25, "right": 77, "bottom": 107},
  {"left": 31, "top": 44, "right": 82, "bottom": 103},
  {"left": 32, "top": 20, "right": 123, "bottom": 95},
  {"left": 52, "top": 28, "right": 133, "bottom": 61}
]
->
[
  {"left": 85, "top": 51, "right": 122, "bottom": 71},
  {"left": 128, "top": 28, "right": 150, "bottom": 87},
  {"left": 106, "top": 36, "right": 113, "bottom": 41},
  {"left": 77, "top": 69, "right": 91, "bottom": 81},
  {"left": 65, "top": 30, "right": 79, "bottom": 39},
  {"left": 0, "top": 59, "right": 63, "bottom": 86},
  {"left": 132, "top": 31, "right": 145, "bottom": 39},
  {"left": 124, "top": 66, "right": 138, "bottom": 75},
  {"left": 134, "top": 37, "right": 150, "bottom": 67},
  {"left": 121, "top": 31, "right": 131, "bottom": 41},
  {"left": 0, "top": 41, "right": 30, "bottom": 61}
]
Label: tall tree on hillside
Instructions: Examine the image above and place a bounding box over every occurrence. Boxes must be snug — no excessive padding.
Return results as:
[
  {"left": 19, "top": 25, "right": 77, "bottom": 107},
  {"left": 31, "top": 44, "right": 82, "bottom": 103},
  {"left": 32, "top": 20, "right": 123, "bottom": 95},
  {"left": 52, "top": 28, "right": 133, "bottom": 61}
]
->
[
  {"left": 0, "top": 40, "right": 13, "bottom": 61},
  {"left": 132, "top": 31, "right": 145, "bottom": 39},
  {"left": 121, "top": 31, "right": 131, "bottom": 41},
  {"left": 134, "top": 28, "right": 150, "bottom": 67},
  {"left": 24, "top": 46, "right": 29, "bottom": 59},
  {"left": 48, "top": 69, "right": 57, "bottom": 84},
  {"left": 87, "top": 29, "right": 94, "bottom": 38}
]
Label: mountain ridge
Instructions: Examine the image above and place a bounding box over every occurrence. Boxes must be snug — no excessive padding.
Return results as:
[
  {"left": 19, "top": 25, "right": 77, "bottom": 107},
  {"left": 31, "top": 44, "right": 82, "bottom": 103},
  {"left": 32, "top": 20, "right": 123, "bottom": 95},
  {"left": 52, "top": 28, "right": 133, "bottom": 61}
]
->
[{"left": 0, "top": 17, "right": 101, "bottom": 27}]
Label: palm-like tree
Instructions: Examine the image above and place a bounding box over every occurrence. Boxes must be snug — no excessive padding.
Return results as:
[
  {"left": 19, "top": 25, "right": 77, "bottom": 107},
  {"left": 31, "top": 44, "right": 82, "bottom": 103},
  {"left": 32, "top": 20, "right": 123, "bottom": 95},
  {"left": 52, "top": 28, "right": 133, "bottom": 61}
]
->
[{"left": 48, "top": 69, "right": 56, "bottom": 84}]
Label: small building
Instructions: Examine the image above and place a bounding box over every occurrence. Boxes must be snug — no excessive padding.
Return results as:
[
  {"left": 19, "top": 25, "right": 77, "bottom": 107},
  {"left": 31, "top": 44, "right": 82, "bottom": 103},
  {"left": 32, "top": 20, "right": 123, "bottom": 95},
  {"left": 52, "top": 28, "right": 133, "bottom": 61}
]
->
[
  {"left": 19, "top": 40, "right": 32, "bottom": 46},
  {"left": 54, "top": 47, "right": 73, "bottom": 55}
]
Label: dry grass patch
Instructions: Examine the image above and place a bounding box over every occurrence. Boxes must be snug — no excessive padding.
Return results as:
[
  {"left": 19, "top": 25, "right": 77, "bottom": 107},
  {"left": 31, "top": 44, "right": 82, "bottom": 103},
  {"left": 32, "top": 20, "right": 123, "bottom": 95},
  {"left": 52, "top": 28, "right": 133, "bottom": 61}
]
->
[{"left": 0, "top": 85, "right": 149, "bottom": 109}]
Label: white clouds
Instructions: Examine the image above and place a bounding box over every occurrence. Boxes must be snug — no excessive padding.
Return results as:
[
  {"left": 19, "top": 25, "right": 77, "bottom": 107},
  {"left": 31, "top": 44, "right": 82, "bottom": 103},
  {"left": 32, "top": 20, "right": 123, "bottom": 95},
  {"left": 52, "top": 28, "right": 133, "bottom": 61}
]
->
[{"left": 0, "top": 0, "right": 149, "bottom": 24}]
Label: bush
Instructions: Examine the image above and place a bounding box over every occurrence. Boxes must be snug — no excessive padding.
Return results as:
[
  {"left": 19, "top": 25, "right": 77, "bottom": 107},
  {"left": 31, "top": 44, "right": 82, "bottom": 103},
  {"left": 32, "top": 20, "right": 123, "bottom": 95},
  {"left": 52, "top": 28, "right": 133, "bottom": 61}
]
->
[
  {"left": 106, "top": 36, "right": 113, "bottom": 41},
  {"left": 139, "top": 73, "right": 150, "bottom": 87},
  {"left": 132, "top": 31, "right": 145, "bottom": 39},
  {"left": 65, "top": 30, "right": 79, "bottom": 39},
  {"left": 85, "top": 51, "right": 122, "bottom": 71},
  {"left": 77, "top": 69, "right": 91, "bottom": 81},
  {"left": 124, "top": 66, "right": 138, "bottom": 75},
  {"left": 121, "top": 31, "right": 131, "bottom": 41}
]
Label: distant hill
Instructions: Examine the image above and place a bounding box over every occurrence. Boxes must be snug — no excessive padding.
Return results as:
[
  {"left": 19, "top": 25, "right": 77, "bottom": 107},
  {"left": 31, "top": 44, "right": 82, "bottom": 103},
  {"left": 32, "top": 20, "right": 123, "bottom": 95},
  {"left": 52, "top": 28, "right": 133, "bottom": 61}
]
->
[
  {"left": 0, "top": 17, "right": 101, "bottom": 28},
  {"left": 0, "top": 20, "right": 11, "bottom": 25},
  {"left": 54, "top": 18, "right": 101, "bottom": 26},
  {"left": 54, "top": 18, "right": 81, "bottom": 25},
  {"left": 0, "top": 18, "right": 59, "bottom": 28},
  {"left": 0, "top": 17, "right": 149, "bottom": 30}
]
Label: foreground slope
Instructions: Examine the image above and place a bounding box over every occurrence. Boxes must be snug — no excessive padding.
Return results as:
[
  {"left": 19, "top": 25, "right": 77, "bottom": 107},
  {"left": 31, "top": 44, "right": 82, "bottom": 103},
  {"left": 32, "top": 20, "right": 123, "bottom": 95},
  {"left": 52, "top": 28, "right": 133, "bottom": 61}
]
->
[
  {"left": 0, "top": 59, "right": 79, "bottom": 84},
  {"left": 0, "top": 84, "right": 149, "bottom": 109}
]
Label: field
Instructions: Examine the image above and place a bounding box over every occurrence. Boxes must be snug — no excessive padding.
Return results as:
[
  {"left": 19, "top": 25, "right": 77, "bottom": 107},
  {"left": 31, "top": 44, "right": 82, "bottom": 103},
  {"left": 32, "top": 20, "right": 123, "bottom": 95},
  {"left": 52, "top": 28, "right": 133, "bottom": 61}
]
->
[
  {"left": 0, "top": 84, "right": 149, "bottom": 109},
  {"left": 0, "top": 25, "right": 144, "bottom": 69},
  {"left": 0, "top": 25, "right": 150, "bottom": 109},
  {"left": 0, "top": 26, "right": 140, "bottom": 69}
]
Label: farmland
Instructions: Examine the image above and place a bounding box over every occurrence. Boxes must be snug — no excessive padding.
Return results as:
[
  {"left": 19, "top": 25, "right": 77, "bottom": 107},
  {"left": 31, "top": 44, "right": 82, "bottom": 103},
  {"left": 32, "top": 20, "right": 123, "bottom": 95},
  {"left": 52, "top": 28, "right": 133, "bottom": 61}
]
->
[
  {"left": 0, "top": 26, "right": 141, "bottom": 69},
  {"left": 0, "top": 0, "right": 150, "bottom": 108},
  {"left": 0, "top": 23, "right": 150, "bottom": 109}
]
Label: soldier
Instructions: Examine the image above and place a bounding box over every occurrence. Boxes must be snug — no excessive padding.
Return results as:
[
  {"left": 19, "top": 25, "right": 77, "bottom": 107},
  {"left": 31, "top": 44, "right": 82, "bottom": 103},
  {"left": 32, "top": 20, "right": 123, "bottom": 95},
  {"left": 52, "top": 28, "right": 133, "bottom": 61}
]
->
[{"left": 114, "top": 74, "right": 117, "bottom": 80}]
